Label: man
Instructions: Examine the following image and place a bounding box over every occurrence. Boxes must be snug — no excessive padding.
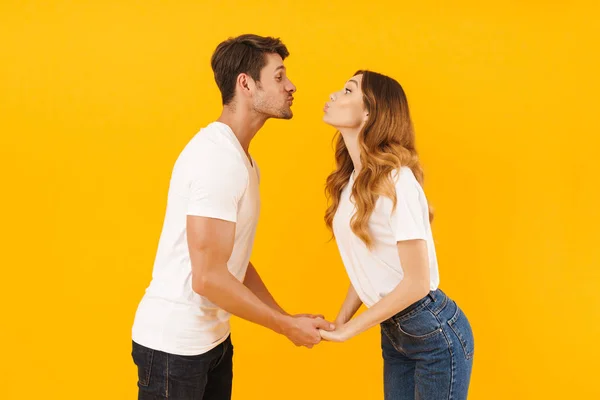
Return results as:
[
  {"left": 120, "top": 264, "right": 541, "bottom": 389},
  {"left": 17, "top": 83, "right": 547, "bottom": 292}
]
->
[{"left": 131, "top": 34, "right": 334, "bottom": 400}]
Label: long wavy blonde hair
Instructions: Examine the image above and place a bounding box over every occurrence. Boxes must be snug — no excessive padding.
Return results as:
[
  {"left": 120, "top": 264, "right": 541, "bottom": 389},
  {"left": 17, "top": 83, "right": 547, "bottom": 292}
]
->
[{"left": 324, "top": 70, "right": 433, "bottom": 248}]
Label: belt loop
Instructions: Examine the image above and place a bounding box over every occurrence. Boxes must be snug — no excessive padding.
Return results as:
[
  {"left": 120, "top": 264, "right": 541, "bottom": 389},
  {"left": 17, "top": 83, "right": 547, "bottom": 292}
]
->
[{"left": 427, "top": 291, "right": 436, "bottom": 302}]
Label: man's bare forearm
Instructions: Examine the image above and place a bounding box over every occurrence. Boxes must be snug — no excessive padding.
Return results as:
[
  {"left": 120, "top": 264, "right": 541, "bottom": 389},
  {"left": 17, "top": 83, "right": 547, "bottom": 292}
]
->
[
  {"left": 243, "top": 262, "right": 289, "bottom": 315},
  {"left": 193, "top": 263, "right": 289, "bottom": 333}
]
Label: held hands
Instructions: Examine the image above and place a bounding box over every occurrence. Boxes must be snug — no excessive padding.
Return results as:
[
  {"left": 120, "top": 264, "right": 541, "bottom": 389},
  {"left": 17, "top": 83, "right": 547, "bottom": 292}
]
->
[
  {"left": 319, "top": 319, "right": 351, "bottom": 343},
  {"left": 280, "top": 314, "right": 335, "bottom": 349}
]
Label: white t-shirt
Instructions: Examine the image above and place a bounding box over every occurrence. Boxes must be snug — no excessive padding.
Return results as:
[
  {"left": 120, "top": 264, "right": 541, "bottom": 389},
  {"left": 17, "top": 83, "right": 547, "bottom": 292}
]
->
[
  {"left": 332, "top": 167, "right": 439, "bottom": 308},
  {"left": 132, "top": 122, "right": 260, "bottom": 356}
]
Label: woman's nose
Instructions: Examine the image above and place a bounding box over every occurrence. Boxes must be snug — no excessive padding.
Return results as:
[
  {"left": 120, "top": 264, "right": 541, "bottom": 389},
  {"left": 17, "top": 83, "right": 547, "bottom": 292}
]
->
[{"left": 330, "top": 93, "right": 336, "bottom": 101}]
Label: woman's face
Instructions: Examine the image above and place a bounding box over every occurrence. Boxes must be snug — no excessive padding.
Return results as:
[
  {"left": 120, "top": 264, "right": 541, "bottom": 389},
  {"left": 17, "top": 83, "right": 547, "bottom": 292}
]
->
[{"left": 323, "top": 74, "right": 369, "bottom": 131}]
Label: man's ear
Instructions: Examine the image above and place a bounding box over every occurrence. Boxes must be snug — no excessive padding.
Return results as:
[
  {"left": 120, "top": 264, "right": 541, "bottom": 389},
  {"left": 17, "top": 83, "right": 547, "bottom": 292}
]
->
[{"left": 237, "top": 73, "right": 254, "bottom": 98}]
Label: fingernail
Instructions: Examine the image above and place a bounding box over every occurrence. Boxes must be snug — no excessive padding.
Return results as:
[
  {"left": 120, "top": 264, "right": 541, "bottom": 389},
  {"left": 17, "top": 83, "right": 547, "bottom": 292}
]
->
[{"left": 330, "top": 324, "right": 335, "bottom": 329}]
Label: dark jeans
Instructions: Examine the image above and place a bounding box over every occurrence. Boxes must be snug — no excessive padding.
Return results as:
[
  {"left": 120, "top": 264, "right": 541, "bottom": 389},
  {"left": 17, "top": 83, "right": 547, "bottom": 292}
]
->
[
  {"left": 381, "top": 289, "right": 474, "bottom": 400},
  {"left": 132, "top": 336, "right": 233, "bottom": 400}
]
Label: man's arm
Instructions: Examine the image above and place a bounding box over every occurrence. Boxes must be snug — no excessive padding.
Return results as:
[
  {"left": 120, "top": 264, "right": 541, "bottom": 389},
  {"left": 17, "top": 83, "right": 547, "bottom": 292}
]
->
[
  {"left": 244, "top": 262, "right": 326, "bottom": 319},
  {"left": 187, "top": 215, "right": 333, "bottom": 347},
  {"left": 243, "top": 262, "right": 289, "bottom": 316}
]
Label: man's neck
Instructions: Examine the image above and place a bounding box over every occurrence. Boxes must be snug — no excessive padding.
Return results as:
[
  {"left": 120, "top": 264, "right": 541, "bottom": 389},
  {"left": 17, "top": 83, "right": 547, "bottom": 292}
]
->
[{"left": 217, "top": 105, "right": 267, "bottom": 153}]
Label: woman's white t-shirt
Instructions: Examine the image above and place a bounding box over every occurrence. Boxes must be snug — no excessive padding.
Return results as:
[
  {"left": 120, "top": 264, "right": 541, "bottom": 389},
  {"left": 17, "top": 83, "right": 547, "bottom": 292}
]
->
[{"left": 332, "top": 167, "right": 440, "bottom": 308}]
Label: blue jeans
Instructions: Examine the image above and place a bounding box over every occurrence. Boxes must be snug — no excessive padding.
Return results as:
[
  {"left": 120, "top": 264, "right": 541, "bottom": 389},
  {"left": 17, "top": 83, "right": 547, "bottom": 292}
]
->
[
  {"left": 131, "top": 336, "right": 233, "bottom": 400},
  {"left": 381, "top": 289, "right": 474, "bottom": 400}
]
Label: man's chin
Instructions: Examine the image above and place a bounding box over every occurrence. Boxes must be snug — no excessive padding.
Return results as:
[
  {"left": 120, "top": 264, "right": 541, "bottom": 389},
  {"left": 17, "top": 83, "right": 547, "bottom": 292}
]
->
[
  {"left": 261, "top": 107, "right": 293, "bottom": 120},
  {"left": 269, "top": 111, "right": 293, "bottom": 120},
  {"left": 278, "top": 107, "right": 293, "bottom": 120}
]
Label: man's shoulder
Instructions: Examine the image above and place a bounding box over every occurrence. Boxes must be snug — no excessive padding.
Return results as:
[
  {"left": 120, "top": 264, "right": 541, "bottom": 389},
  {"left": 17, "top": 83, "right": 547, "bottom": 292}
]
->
[{"left": 182, "top": 127, "right": 243, "bottom": 167}]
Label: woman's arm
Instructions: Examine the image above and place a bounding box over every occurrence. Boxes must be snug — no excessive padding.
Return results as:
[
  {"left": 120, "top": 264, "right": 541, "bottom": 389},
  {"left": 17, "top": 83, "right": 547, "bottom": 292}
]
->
[
  {"left": 333, "top": 284, "right": 363, "bottom": 326},
  {"left": 320, "top": 239, "right": 430, "bottom": 342}
]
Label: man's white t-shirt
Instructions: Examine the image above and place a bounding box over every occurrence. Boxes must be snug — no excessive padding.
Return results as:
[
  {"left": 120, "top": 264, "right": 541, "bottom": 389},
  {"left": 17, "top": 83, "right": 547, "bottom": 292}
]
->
[
  {"left": 132, "top": 122, "right": 260, "bottom": 356},
  {"left": 332, "top": 167, "right": 439, "bottom": 308}
]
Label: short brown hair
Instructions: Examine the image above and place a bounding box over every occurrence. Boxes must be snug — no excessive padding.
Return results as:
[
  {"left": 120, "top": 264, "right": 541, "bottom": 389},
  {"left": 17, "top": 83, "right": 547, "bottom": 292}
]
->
[{"left": 211, "top": 34, "right": 290, "bottom": 105}]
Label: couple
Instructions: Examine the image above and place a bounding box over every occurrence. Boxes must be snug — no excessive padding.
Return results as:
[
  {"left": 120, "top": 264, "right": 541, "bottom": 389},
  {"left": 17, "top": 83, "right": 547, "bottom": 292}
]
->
[{"left": 131, "top": 34, "right": 474, "bottom": 400}]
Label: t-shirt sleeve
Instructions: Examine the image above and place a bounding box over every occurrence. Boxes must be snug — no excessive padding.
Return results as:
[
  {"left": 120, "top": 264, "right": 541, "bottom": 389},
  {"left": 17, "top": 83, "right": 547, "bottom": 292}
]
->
[
  {"left": 254, "top": 160, "right": 260, "bottom": 184},
  {"left": 186, "top": 150, "right": 247, "bottom": 222},
  {"left": 390, "top": 170, "right": 428, "bottom": 242}
]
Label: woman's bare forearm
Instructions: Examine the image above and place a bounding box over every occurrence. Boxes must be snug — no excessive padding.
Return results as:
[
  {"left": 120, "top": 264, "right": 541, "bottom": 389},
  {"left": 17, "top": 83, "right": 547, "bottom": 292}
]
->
[{"left": 335, "top": 284, "right": 363, "bottom": 325}]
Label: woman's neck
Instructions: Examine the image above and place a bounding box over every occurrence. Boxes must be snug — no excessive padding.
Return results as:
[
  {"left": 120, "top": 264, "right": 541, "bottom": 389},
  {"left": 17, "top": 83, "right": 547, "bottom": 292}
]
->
[{"left": 340, "top": 128, "right": 362, "bottom": 175}]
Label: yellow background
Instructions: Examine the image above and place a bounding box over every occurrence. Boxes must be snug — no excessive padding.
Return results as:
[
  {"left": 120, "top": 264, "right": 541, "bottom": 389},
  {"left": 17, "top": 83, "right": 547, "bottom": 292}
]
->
[{"left": 1, "top": 1, "right": 599, "bottom": 399}]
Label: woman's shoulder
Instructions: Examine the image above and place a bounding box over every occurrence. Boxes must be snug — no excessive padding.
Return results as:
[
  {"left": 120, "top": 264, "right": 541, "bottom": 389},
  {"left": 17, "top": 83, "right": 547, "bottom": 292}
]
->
[{"left": 392, "top": 166, "right": 420, "bottom": 188}]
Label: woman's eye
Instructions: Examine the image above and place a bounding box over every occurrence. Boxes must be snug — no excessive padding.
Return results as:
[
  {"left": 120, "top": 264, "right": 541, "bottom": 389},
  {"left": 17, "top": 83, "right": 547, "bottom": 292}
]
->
[{"left": 344, "top": 88, "right": 351, "bottom": 94}]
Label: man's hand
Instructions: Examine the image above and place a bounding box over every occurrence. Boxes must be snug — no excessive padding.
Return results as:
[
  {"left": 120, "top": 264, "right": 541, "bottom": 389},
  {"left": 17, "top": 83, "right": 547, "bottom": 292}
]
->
[
  {"left": 279, "top": 316, "right": 335, "bottom": 348},
  {"left": 292, "top": 313, "right": 325, "bottom": 319}
]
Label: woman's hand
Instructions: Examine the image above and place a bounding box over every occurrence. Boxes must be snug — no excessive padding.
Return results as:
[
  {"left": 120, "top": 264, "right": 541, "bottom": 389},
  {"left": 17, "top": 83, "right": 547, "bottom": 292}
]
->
[{"left": 319, "top": 325, "right": 351, "bottom": 343}]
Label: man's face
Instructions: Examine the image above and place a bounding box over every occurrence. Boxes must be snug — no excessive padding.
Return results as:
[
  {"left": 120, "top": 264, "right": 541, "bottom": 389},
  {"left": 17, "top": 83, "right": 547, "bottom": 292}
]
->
[{"left": 252, "top": 53, "right": 297, "bottom": 119}]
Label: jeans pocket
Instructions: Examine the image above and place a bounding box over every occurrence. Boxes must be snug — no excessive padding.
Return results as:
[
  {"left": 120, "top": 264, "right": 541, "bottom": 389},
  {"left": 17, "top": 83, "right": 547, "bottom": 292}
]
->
[
  {"left": 395, "top": 308, "right": 442, "bottom": 340},
  {"left": 169, "top": 352, "right": 214, "bottom": 386},
  {"left": 132, "top": 341, "right": 154, "bottom": 387},
  {"left": 447, "top": 305, "right": 475, "bottom": 360},
  {"left": 381, "top": 321, "right": 404, "bottom": 353}
]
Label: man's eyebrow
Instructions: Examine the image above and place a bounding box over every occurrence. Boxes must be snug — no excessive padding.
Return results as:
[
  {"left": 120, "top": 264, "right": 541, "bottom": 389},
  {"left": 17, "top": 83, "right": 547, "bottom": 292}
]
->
[{"left": 274, "top": 65, "right": 286, "bottom": 73}]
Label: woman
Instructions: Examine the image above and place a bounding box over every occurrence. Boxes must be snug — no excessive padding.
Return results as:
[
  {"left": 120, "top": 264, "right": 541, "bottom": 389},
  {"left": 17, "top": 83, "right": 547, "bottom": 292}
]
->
[{"left": 319, "top": 70, "right": 474, "bottom": 399}]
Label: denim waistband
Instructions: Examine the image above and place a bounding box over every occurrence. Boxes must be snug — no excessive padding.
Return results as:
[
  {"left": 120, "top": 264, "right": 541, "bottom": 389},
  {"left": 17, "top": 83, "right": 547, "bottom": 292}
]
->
[{"left": 392, "top": 288, "right": 447, "bottom": 321}]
